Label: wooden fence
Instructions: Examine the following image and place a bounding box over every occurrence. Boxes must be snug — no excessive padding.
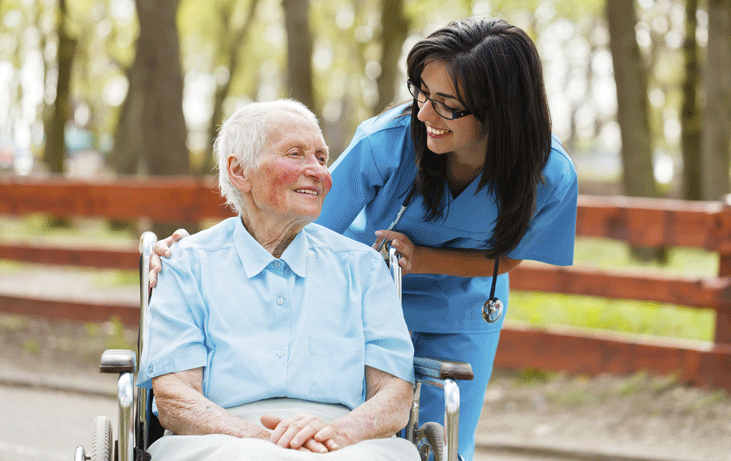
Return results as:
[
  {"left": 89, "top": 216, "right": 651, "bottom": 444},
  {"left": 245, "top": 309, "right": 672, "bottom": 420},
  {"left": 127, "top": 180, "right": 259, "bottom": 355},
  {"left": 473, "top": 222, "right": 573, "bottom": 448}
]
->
[{"left": 1, "top": 176, "right": 730, "bottom": 390}]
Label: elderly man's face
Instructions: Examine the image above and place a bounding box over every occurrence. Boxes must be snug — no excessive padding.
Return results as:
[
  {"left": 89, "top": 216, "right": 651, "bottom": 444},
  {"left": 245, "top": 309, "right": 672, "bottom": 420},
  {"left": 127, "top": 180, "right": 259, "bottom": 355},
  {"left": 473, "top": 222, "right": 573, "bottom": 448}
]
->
[{"left": 242, "top": 111, "right": 332, "bottom": 225}]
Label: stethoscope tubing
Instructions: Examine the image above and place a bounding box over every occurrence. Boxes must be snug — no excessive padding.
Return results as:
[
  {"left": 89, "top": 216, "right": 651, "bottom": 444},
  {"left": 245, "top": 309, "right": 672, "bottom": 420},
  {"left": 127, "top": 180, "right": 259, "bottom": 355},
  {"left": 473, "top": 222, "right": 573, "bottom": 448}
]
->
[{"left": 373, "top": 178, "right": 503, "bottom": 323}]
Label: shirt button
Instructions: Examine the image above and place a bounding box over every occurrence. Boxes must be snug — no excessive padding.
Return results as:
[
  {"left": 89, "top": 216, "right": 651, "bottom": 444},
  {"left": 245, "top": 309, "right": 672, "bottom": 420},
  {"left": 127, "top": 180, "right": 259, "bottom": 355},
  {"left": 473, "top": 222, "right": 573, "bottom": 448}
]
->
[
  {"left": 273, "top": 261, "right": 281, "bottom": 268},
  {"left": 276, "top": 350, "right": 284, "bottom": 357},
  {"left": 276, "top": 297, "right": 284, "bottom": 305}
]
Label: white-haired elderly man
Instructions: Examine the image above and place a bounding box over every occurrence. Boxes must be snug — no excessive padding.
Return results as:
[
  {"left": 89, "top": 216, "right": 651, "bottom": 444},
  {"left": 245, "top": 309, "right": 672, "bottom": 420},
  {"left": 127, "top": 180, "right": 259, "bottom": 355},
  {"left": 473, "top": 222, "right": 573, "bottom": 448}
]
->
[{"left": 137, "top": 99, "right": 419, "bottom": 461}]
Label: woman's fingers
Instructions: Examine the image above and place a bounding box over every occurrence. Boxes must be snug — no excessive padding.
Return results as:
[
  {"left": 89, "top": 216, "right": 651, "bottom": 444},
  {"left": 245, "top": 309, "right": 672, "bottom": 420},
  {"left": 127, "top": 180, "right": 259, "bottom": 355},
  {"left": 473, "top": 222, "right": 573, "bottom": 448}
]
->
[
  {"left": 375, "top": 230, "right": 415, "bottom": 273},
  {"left": 260, "top": 414, "right": 282, "bottom": 430},
  {"left": 314, "top": 427, "right": 343, "bottom": 451},
  {"left": 302, "top": 438, "right": 329, "bottom": 453},
  {"left": 265, "top": 413, "right": 327, "bottom": 451},
  {"left": 148, "top": 229, "right": 190, "bottom": 288}
]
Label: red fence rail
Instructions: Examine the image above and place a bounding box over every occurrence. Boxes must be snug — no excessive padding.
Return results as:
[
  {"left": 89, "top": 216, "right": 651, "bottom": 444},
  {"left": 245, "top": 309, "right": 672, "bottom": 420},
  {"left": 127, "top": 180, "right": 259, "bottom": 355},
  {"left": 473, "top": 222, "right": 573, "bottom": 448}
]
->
[{"left": 1, "top": 176, "right": 730, "bottom": 389}]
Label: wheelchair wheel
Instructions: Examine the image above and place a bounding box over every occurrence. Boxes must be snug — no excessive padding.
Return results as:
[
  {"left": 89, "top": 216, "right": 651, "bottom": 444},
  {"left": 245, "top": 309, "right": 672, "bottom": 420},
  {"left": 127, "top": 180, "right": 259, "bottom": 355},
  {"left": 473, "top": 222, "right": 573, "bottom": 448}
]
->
[
  {"left": 91, "top": 415, "right": 113, "bottom": 461},
  {"left": 416, "top": 422, "right": 444, "bottom": 461}
]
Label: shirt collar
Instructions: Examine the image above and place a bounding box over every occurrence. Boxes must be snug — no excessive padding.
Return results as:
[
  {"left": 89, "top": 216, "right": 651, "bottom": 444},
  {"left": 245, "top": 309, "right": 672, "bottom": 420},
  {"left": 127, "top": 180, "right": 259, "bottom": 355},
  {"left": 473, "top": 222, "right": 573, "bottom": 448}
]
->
[{"left": 233, "top": 217, "right": 308, "bottom": 278}]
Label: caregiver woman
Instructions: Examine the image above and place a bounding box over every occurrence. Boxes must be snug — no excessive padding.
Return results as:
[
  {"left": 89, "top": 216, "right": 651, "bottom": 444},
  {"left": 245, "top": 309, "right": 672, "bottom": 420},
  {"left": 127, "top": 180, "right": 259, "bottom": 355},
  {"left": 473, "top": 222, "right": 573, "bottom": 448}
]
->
[
  {"left": 151, "top": 17, "right": 578, "bottom": 461},
  {"left": 317, "top": 17, "right": 577, "bottom": 460}
]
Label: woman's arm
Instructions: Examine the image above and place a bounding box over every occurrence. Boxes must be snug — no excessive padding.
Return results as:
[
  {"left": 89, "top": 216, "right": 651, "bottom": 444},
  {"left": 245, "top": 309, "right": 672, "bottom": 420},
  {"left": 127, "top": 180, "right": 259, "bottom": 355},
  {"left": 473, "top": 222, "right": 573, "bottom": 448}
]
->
[
  {"left": 375, "top": 230, "right": 523, "bottom": 276},
  {"left": 152, "top": 368, "right": 270, "bottom": 439},
  {"left": 264, "top": 366, "right": 413, "bottom": 451}
]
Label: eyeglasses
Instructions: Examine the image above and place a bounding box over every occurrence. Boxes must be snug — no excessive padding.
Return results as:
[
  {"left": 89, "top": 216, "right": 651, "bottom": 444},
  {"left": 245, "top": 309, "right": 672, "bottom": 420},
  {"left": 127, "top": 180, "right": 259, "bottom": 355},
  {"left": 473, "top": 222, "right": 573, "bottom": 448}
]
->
[{"left": 407, "top": 80, "right": 473, "bottom": 120}]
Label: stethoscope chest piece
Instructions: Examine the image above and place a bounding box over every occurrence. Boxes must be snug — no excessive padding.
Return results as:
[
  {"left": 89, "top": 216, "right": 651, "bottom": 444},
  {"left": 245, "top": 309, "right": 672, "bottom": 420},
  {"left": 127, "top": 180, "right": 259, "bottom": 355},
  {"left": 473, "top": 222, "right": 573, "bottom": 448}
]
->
[{"left": 482, "top": 298, "right": 503, "bottom": 323}]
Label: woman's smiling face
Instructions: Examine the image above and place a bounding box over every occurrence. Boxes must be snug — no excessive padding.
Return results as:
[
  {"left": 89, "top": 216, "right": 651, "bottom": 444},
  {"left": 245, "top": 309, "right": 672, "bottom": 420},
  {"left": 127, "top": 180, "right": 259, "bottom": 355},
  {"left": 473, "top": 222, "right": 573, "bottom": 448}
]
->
[
  {"left": 415, "top": 60, "right": 488, "bottom": 167},
  {"left": 240, "top": 110, "right": 332, "bottom": 228}
]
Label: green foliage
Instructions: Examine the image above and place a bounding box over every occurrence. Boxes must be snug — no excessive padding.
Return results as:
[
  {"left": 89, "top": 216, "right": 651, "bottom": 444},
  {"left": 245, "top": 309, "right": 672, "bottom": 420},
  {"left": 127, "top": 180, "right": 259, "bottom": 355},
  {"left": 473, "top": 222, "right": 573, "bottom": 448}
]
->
[{"left": 23, "top": 338, "right": 41, "bottom": 354}]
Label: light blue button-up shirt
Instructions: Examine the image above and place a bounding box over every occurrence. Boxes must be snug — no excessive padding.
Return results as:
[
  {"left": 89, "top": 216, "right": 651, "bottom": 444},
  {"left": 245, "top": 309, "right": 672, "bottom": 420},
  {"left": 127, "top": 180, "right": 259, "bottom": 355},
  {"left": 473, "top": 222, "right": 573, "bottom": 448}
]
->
[{"left": 137, "top": 217, "right": 414, "bottom": 411}]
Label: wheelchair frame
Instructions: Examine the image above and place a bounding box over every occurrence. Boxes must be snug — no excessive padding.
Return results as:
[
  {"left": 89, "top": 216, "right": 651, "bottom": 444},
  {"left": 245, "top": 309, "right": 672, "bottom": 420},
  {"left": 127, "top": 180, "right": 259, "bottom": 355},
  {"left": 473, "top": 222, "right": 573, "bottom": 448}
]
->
[{"left": 75, "top": 232, "right": 473, "bottom": 461}]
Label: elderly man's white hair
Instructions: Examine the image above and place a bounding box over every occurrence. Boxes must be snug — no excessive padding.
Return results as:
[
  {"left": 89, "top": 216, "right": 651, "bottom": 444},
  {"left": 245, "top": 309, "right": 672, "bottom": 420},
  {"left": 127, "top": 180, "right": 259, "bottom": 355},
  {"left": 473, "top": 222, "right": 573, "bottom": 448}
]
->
[{"left": 214, "top": 99, "right": 321, "bottom": 215}]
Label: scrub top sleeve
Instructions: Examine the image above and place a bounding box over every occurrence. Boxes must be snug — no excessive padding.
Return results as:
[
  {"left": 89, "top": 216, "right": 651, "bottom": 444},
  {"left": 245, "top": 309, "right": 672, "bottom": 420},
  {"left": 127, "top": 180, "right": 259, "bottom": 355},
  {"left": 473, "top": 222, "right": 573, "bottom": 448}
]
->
[
  {"left": 508, "top": 173, "right": 578, "bottom": 266},
  {"left": 137, "top": 247, "right": 208, "bottom": 388},
  {"left": 360, "top": 252, "right": 415, "bottom": 384},
  {"left": 318, "top": 133, "right": 384, "bottom": 233}
]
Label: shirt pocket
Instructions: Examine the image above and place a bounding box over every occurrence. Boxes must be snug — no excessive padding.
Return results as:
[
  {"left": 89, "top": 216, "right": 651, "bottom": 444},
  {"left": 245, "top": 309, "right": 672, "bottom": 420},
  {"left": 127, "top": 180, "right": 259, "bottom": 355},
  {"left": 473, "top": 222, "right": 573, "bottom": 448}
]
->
[{"left": 308, "top": 335, "right": 364, "bottom": 406}]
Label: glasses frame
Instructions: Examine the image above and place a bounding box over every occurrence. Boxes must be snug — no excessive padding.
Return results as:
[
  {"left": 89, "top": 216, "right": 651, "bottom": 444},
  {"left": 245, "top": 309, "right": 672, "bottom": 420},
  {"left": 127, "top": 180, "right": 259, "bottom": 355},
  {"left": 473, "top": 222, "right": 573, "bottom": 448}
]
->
[{"left": 407, "top": 80, "right": 473, "bottom": 120}]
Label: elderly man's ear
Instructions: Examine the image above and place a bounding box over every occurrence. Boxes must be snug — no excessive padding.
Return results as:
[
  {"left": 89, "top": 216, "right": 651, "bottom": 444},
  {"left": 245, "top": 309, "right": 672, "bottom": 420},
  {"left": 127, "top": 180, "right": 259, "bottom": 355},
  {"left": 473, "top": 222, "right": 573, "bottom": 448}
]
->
[{"left": 227, "top": 156, "right": 252, "bottom": 193}]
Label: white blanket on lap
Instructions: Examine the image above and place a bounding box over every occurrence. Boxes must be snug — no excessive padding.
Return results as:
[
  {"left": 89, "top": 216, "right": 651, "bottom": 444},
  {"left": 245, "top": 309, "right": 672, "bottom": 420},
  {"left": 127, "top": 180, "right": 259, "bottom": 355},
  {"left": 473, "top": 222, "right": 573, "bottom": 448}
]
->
[{"left": 147, "top": 398, "right": 420, "bottom": 461}]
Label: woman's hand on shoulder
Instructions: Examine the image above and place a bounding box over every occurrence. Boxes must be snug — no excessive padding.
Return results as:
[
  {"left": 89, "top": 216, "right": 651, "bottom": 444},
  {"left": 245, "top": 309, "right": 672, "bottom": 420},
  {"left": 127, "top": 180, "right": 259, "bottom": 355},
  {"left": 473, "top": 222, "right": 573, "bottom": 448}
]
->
[
  {"left": 261, "top": 413, "right": 351, "bottom": 453},
  {"left": 374, "top": 230, "right": 420, "bottom": 274},
  {"left": 149, "top": 228, "right": 190, "bottom": 288}
]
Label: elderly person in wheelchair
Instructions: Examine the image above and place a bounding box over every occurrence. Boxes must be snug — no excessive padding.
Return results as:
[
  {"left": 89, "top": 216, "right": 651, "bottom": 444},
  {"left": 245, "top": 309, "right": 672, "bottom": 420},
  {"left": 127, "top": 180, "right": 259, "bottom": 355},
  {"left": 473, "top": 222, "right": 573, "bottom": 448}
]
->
[{"left": 137, "top": 99, "right": 420, "bottom": 460}]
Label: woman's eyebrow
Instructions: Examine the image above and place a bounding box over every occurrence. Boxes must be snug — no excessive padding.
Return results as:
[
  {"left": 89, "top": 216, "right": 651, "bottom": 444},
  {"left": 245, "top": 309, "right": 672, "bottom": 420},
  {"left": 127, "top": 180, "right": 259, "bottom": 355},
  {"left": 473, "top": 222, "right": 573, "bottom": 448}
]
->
[
  {"left": 435, "top": 92, "right": 458, "bottom": 100},
  {"left": 421, "top": 81, "right": 458, "bottom": 101}
]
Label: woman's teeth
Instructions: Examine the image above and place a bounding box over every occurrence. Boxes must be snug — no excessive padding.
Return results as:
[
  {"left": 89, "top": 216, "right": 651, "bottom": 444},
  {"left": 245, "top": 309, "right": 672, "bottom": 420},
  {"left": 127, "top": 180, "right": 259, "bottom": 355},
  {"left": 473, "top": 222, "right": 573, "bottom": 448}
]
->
[{"left": 427, "top": 126, "right": 450, "bottom": 136}]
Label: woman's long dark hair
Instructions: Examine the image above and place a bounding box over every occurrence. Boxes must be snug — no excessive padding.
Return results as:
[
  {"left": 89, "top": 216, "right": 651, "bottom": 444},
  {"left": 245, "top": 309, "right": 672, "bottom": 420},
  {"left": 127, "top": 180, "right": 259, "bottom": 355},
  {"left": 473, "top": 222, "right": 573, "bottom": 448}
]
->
[{"left": 406, "top": 17, "right": 552, "bottom": 258}]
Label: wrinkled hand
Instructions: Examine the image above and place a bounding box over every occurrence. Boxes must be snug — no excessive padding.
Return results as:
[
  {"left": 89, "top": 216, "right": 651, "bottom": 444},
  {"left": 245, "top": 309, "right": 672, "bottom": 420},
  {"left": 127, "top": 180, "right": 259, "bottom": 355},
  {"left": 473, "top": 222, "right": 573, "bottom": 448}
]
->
[
  {"left": 149, "top": 228, "right": 190, "bottom": 289},
  {"left": 261, "top": 413, "right": 349, "bottom": 453},
  {"left": 374, "top": 230, "right": 419, "bottom": 274}
]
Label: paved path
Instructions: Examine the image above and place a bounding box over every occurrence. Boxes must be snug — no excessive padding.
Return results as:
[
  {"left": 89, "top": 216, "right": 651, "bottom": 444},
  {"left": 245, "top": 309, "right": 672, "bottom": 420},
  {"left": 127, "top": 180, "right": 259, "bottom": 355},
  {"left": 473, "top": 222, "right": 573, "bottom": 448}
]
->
[{"left": 1, "top": 265, "right": 730, "bottom": 461}]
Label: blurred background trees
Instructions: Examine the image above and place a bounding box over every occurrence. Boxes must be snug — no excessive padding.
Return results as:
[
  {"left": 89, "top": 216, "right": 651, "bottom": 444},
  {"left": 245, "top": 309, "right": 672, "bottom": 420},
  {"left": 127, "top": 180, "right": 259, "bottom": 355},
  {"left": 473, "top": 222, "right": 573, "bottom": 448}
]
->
[{"left": 1, "top": 0, "right": 731, "bottom": 207}]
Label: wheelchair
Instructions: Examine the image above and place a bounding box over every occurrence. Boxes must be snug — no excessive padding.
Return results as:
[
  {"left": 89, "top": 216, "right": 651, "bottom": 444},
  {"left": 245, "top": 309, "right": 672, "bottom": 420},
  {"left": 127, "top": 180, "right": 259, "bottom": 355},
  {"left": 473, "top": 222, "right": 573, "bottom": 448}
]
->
[{"left": 74, "top": 232, "right": 473, "bottom": 461}]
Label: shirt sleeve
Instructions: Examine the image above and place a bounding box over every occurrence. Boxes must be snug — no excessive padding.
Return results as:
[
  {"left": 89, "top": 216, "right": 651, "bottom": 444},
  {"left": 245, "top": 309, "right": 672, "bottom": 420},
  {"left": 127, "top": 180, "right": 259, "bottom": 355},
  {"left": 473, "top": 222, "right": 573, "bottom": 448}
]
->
[
  {"left": 136, "top": 246, "right": 209, "bottom": 388},
  {"left": 317, "top": 130, "right": 384, "bottom": 233},
  {"left": 507, "top": 146, "right": 579, "bottom": 266},
  {"left": 360, "top": 251, "right": 415, "bottom": 384}
]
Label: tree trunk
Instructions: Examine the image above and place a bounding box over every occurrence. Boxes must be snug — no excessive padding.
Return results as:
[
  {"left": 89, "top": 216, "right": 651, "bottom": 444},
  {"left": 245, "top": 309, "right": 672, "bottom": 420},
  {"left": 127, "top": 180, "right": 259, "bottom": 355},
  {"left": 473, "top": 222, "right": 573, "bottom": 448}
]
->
[
  {"left": 134, "top": 0, "right": 191, "bottom": 237},
  {"left": 375, "top": 0, "right": 409, "bottom": 113},
  {"left": 199, "top": 0, "right": 261, "bottom": 176},
  {"left": 282, "top": 0, "right": 315, "bottom": 112},
  {"left": 701, "top": 0, "right": 731, "bottom": 201},
  {"left": 44, "top": 0, "right": 77, "bottom": 175},
  {"left": 606, "top": 0, "right": 664, "bottom": 262},
  {"left": 134, "top": 0, "right": 189, "bottom": 176},
  {"left": 606, "top": 0, "right": 658, "bottom": 199},
  {"left": 681, "top": 0, "right": 702, "bottom": 200},
  {"left": 109, "top": 65, "right": 144, "bottom": 175}
]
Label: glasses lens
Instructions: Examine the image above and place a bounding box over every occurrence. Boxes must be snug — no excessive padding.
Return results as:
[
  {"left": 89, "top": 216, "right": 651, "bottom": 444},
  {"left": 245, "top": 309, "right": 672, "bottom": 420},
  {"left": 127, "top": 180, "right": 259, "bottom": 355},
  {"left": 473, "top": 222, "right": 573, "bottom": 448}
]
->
[
  {"left": 431, "top": 101, "right": 452, "bottom": 120},
  {"left": 408, "top": 82, "right": 424, "bottom": 103}
]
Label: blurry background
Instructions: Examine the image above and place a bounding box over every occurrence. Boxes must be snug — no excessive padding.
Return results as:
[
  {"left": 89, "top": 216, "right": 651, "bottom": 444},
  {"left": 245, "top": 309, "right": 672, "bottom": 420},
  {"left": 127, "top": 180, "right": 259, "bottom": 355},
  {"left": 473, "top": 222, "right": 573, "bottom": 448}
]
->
[
  {"left": 1, "top": 0, "right": 729, "bottom": 202},
  {"left": 2, "top": 2, "right": 731, "bottom": 459}
]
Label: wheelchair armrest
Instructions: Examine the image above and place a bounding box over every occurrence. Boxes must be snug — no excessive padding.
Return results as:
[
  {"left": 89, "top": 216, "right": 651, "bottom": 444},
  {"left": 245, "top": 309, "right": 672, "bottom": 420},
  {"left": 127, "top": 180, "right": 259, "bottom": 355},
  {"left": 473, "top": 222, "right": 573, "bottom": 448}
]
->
[
  {"left": 100, "top": 349, "right": 137, "bottom": 374},
  {"left": 414, "top": 356, "right": 474, "bottom": 381}
]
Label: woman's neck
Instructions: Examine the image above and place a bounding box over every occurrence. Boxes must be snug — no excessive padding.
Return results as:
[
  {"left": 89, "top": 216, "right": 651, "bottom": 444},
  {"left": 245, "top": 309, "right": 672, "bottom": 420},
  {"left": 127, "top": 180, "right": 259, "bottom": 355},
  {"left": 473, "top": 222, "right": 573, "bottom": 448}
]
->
[
  {"left": 241, "top": 216, "right": 303, "bottom": 258},
  {"left": 446, "top": 154, "right": 483, "bottom": 197}
]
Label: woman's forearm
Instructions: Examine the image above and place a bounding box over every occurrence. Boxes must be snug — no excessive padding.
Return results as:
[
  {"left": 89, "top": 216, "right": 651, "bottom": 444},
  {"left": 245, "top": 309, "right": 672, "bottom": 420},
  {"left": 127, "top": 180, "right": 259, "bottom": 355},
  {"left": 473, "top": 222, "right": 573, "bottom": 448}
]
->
[
  {"left": 329, "top": 367, "right": 413, "bottom": 445},
  {"left": 412, "top": 248, "right": 522, "bottom": 277},
  {"left": 152, "top": 371, "right": 269, "bottom": 439}
]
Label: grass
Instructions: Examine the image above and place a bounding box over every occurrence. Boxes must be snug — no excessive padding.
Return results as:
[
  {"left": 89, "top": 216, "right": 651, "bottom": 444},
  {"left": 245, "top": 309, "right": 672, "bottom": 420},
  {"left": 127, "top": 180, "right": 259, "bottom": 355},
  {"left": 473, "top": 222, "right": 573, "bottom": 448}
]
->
[{"left": 508, "top": 237, "right": 717, "bottom": 342}]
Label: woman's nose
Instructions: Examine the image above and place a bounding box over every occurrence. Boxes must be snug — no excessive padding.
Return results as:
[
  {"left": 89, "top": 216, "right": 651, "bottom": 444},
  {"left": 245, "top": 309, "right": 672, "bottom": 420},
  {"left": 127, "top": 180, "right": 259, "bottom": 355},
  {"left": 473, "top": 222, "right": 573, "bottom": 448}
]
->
[
  {"left": 416, "top": 99, "right": 438, "bottom": 122},
  {"left": 303, "top": 157, "right": 328, "bottom": 179}
]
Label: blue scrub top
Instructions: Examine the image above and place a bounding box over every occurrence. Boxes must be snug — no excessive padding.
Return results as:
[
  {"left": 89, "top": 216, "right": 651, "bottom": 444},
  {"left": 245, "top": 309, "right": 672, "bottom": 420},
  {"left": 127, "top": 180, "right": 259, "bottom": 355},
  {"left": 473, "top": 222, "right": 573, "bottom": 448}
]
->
[
  {"left": 137, "top": 217, "right": 415, "bottom": 411},
  {"left": 316, "top": 105, "right": 578, "bottom": 334}
]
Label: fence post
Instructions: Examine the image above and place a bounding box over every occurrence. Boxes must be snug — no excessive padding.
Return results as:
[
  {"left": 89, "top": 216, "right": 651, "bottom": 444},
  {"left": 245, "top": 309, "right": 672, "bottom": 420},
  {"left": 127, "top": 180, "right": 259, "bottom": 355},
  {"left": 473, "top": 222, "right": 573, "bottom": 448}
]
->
[
  {"left": 717, "top": 255, "right": 731, "bottom": 346},
  {"left": 715, "top": 196, "right": 731, "bottom": 347}
]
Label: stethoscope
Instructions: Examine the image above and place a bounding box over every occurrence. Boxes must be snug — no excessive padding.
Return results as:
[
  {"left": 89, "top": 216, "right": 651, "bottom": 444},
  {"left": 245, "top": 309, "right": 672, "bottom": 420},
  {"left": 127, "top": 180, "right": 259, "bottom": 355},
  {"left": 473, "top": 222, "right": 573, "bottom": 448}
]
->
[{"left": 373, "top": 180, "right": 504, "bottom": 324}]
